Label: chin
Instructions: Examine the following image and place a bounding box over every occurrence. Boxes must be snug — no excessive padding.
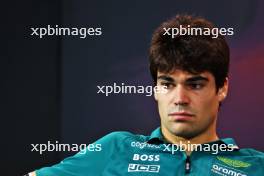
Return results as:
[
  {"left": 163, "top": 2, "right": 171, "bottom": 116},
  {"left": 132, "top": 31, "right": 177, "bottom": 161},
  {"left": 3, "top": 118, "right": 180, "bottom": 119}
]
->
[{"left": 170, "top": 127, "right": 198, "bottom": 139}]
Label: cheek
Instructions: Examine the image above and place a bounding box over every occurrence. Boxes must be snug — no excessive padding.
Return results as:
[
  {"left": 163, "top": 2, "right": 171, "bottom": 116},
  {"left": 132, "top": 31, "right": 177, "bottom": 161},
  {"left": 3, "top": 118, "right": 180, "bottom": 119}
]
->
[
  {"left": 197, "top": 95, "right": 219, "bottom": 115},
  {"left": 157, "top": 96, "right": 171, "bottom": 116},
  {"left": 157, "top": 100, "right": 168, "bottom": 114}
]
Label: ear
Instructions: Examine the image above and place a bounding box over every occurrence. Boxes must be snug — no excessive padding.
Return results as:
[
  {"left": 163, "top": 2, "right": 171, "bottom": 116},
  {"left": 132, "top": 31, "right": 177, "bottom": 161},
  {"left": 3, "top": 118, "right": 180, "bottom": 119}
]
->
[{"left": 217, "top": 77, "right": 229, "bottom": 102}]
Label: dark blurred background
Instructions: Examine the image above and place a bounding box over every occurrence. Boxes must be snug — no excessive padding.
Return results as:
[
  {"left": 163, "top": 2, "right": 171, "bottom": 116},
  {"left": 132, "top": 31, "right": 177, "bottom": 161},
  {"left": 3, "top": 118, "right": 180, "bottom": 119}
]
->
[{"left": 4, "top": 0, "right": 264, "bottom": 175}]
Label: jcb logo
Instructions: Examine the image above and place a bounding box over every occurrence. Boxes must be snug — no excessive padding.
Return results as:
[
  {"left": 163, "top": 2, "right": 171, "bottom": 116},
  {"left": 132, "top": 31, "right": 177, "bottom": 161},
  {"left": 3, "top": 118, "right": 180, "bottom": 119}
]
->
[
  {"left": 128, "top": 163, "right": 160, "bottom": 173},
  {"left": 133, "top": 154, "right": 160, "bottom": 161}
]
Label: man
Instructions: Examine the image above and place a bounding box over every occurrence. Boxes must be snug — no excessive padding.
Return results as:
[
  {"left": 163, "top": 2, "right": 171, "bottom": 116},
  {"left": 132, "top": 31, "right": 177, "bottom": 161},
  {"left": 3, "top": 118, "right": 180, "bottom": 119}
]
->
[{"left": 26, "top": 15, "right": 264, "bottom": 176}]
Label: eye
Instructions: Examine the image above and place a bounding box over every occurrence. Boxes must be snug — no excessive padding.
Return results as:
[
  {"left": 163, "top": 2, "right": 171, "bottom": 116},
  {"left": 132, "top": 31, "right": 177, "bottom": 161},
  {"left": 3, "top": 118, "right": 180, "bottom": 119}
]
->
[
  {"left": 187, "top": 82, "right": 204, "bottom": 90},
  {"left": 160, "top": 82, "right": 175, "bottom": 89}
]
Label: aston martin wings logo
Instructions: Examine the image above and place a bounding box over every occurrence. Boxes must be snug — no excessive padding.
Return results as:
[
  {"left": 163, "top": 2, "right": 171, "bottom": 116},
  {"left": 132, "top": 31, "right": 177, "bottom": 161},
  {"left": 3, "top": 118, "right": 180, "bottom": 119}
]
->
[{"left": 217, "top": 156, "right": 251, "bottom": 168}]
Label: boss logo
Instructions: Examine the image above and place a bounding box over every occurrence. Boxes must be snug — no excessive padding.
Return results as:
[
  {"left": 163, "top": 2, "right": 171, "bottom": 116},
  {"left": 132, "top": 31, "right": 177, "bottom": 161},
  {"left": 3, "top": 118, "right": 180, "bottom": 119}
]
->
[
  {"left": 128, "top": 163, "right": 160, "bottom": 173},
  {"left": 133, "top": 154, "right": 160, "bottom": 161}
]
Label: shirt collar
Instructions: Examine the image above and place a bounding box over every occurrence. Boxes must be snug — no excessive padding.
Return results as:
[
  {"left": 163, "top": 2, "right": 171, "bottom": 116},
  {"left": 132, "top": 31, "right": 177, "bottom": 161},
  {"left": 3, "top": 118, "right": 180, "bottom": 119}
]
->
[
  {"left": 147, "top": 127, "right": 239, "bottom": 150},
  {"left": 148, "top": 127, "right": 164, "bottom": 143}
]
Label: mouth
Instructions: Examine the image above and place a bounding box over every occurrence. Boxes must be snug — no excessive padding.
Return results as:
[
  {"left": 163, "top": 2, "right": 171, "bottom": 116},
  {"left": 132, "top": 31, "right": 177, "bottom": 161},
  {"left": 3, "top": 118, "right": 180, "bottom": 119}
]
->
[{"left": 168, "top": 112, "right": 195, "bottom": 121}]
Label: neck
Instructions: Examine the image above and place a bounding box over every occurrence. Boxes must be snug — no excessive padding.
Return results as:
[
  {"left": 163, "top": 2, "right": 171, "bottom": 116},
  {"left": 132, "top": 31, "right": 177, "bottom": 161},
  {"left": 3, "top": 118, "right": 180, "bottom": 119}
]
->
[{"left": 161, "top": 121, "right": 218, "bottom": 155}]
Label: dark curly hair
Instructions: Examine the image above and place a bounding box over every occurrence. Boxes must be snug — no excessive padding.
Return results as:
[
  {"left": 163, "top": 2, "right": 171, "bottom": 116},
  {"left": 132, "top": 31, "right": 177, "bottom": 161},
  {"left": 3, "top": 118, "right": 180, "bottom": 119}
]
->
[{"left": 149, "top": 15, "right": 230, "bottom": 91}]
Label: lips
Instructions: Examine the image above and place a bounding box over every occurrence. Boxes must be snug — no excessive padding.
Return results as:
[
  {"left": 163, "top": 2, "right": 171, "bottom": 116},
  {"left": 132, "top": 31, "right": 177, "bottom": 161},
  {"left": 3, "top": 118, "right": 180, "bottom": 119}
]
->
[{"left": 168, "top": 112, "right": 194, "bottom": 121}]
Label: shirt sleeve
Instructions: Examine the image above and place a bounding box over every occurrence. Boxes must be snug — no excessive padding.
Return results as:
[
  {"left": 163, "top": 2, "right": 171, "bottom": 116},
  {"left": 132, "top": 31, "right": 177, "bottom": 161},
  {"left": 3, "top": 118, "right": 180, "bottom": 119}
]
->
[{"left": 35, "top": 132, "right": 126, "bottom": 176}]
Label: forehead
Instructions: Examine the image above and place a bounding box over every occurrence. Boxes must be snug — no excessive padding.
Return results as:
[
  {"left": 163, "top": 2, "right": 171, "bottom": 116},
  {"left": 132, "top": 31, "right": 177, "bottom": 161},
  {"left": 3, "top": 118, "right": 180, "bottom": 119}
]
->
[{"left": 157, "top": 69, "right": 214, "bottom": 81}]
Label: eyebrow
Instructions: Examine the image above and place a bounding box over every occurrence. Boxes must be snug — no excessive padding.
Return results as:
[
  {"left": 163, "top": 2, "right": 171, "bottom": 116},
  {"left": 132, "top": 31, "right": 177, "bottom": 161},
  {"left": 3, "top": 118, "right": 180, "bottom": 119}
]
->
[
  {"left": 157, "top": 75, "right": 175, "bottom": 82},
  {"left": 186, "top": 76, "right": 209, "bottom": 83},
  {"left": 157, "top": 75, "right": 209, "bottom": 83}
]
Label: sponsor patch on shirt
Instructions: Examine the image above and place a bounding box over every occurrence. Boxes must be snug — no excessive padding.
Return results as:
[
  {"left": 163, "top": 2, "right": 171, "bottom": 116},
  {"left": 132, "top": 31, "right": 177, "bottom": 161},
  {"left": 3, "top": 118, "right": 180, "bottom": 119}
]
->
[
  {"left": 128, "top": 163, "right": 160, "bottom": 173},
  {"left": 211, "top": 156, "right": 251, "bottom": 176}
]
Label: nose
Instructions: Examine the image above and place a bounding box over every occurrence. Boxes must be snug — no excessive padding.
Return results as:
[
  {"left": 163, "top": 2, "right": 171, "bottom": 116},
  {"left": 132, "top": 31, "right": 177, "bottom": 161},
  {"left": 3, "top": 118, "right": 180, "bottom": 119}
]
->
[{"left": 172, "top": 85, "right": 190, "bottom": 106}]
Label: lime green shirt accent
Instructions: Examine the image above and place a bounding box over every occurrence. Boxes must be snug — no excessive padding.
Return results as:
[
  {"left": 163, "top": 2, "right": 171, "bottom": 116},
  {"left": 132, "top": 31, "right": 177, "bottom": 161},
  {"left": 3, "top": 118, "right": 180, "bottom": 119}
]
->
[
  {"left": 36, "top": 127, "right": 264, "bottom": 176},
  {"left": 216, "top": 156, "right": 251, "bottom": 168}
]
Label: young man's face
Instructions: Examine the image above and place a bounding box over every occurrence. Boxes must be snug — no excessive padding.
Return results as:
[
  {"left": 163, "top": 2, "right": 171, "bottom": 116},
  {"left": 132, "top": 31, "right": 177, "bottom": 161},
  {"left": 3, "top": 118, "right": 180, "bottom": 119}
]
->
[{"left": 154, "top": 69, "right": 228, "bottom": 140}]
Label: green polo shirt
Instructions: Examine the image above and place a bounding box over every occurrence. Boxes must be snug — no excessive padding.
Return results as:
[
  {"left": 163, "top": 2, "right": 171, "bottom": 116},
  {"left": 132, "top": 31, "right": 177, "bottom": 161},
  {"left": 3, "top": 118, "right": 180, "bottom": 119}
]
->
[{"left": 35, "top": 127, "right": 264, "bottom": 176}]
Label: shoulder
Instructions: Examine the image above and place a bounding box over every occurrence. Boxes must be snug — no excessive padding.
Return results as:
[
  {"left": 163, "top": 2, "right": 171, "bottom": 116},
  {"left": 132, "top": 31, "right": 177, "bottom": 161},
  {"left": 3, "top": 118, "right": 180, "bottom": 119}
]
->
[
  {"left": 86, "top": 131, "right": 147, "bottom": 157},
  {"left": 238, "top": 148, "right": 264, "bottom": 158},
  {"left": 232, "top": 148, "right": 264, "bottom": 168},
  {"left": 239, "top": 148, "right": 264, "bottom": 155},
  {"left": 94, "top": 131, "right": 147, "bottom": 146},
  {"left": 99, "top": 131, "right": 139, "bottom": 140}
]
